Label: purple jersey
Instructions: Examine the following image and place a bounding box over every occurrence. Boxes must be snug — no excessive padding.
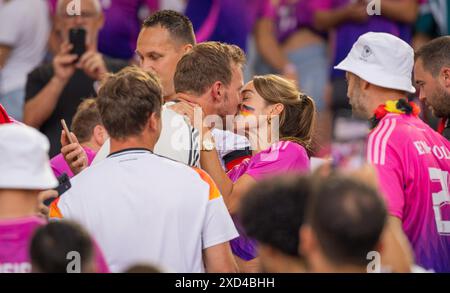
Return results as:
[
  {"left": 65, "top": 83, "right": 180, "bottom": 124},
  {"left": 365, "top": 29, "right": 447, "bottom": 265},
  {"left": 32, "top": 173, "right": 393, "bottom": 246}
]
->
[
  {"left": 368, "top": 113, "right": 450, "bottom": 272},
  {"left": 268, "top": 0, "right": 319, "bottom": 43}
]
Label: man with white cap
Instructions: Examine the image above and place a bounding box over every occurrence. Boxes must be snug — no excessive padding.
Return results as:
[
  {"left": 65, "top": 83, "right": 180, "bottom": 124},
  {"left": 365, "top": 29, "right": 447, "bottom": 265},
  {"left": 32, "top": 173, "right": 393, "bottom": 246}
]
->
[
  {"left": 0, "top": 124, "right": 110, "bottom": 273},
  {"left": 335, "top": 32, "right": 450, "bottom": 273},
  {"left": 0, "top": 124, "right": 58, "bottom": 273}
]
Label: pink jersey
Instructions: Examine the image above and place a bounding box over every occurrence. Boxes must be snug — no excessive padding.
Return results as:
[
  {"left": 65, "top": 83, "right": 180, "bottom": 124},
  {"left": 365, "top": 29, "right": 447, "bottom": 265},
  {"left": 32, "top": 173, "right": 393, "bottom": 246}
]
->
[
  {"left": 0, "top": 217, "right": 45, "bottom": 273},
  {"left": 0, "top": 216, "right": 109, "bottom": 273},
  {"left": 367, "top": 113, "right": 450, "bottom": 272}
]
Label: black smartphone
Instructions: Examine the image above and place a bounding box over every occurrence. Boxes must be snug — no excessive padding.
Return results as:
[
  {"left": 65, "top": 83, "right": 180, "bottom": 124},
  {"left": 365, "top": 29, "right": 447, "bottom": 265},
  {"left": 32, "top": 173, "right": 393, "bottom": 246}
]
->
[
  {"left": 69, "top": 28, "right": 86, "bottom": 60},
  {"left": 44, "top": 173, "right": 72, "bottom": 206}
]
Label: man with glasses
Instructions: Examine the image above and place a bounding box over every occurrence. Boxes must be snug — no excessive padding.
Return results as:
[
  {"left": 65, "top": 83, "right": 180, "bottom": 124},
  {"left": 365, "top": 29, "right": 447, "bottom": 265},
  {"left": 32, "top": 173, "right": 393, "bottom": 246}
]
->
[{"left": 23, "top": 0, "right": 126, "bottom": 157}]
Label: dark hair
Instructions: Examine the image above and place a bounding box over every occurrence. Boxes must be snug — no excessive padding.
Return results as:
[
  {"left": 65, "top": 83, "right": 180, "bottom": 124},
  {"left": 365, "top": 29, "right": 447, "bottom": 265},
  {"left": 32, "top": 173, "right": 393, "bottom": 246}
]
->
[
  {"left": 415, "top": 36, "right": 450, "bottom": 77},
  {"left": 30, "top": 221, "right": 94, "bottom": 273},
  {"left": 307, "top": 175, "right": 387, "bottom": 267},
  {"left": 97, "top": 66, "right": 163, "bottom": 140},
  {"left": 240, "top": 175, "right": 312, "bottom": 257},
  {"left": 253, "top": 75, "right": 316, "bottom": 152},
  {"left": 123, "top": 264, "right": 164, "bottom": 273},
  {"left": 142, "top": 10, "right": 196, "bottom": 46},
  {"left": 174, "top": 41, "right": 246, "bottom": 96},
  {"left": 71, "top": 98, "right": 102, "bottom": 144}
]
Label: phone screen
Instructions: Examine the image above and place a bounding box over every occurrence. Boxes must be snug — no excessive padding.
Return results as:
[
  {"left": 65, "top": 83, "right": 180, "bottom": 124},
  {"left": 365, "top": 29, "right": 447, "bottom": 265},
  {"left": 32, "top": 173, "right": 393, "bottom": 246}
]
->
[{"left": 69, "top": 28, "right": 86, "bottom": 60}]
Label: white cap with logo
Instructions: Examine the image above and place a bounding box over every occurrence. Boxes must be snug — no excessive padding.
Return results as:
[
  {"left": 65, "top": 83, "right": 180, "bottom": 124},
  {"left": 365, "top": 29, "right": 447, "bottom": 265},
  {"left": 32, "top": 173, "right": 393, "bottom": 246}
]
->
[
  {"left": 334, "top": 32, "right": 416, "bottom": 94},
  {"left": 0, "top": 124, "right": 58, "bottom": 190}
]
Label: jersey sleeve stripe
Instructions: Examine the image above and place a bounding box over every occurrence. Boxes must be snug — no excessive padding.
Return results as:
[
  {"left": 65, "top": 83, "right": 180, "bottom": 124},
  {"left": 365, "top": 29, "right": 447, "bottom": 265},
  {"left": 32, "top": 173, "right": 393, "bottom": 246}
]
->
[
  {"left": 191, "top": 167, "right": 221, "bottom": 200},
  {"left": 369, "top": 119, "right": 391, "bottom": 164},
  {"left": 379, "top": 119, "right": 397, "bottom": 165},
  {"left": 49, "top": 197, "right": 63, "bottom": 219}
]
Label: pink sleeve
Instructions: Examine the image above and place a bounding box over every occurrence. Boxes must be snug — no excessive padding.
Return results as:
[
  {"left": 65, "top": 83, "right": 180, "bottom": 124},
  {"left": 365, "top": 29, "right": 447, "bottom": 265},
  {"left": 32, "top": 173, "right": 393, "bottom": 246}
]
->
[
  {"left": 367, "top": 122, "right": 405, "bottom": 220},
  {"left": 246, "top": 142, "right": 309, "bottom": 181}
]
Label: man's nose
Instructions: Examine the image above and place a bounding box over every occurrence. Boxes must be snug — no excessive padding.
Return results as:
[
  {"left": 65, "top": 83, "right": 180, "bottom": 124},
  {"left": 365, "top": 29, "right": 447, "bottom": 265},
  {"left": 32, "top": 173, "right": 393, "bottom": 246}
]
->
[
  {"left": 418, "top": 89, "right": 426, "bottom": 102},
  {"left": 74, "top": 15, "right": 85, "bottom": 26}
]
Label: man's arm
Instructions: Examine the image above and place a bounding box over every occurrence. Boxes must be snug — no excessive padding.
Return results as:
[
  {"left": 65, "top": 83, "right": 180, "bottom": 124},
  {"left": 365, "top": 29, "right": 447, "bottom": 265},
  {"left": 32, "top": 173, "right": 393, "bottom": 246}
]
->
[
  {"left": 24, "top": 75, "right": 68, "bottom": 128},
  {"left": 254, "top": 19, "right": 297, "bottom": 81},
  {"left": 381, "top": 0, "right": 419, "bottom": 24},
  {"left": 313, "top": 3, "right": 368, "bottom": 31},
  {"left": 203, "top": 242, "right": 238, "bottom": 273},
  {"left": 23, "top": 43, "right": 77, "bottom": 128},
  {"left": 380, "top": 216, "right": 414, "bottom": 272},
  {"left": 0, "top": 45, "right": 11, "bottom": 69}
]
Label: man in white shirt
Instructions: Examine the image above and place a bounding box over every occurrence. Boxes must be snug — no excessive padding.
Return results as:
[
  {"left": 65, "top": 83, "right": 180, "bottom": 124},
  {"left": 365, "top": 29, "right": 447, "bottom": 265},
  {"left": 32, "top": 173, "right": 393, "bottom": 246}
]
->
[
  {"left": 0, "top": 0, "right": 50, "bottom": 120},
  {"left": 50, "top": 66, "right": 239, "bottom": 273}
]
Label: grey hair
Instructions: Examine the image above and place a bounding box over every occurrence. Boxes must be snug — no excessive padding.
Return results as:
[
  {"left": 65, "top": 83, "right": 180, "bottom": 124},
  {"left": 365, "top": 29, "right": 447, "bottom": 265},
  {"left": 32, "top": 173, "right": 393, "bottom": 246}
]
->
[{"left": 56, "top": 0, "right": 102, "bottom": 15}]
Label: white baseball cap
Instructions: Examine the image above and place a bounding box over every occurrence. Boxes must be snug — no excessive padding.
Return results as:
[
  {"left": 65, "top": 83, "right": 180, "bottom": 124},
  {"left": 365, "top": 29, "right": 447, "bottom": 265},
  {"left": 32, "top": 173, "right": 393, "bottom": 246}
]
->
[
  {"left": 334, "top": 32, "right": 416, "bottom": 94},
  {"left": 0, "top": 124, "right": 58, "bottom": 190}
]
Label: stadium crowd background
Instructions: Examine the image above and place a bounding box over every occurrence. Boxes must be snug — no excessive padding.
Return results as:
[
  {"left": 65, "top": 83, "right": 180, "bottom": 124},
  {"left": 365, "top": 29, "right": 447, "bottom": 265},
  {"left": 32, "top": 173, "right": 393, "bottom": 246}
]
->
[{"left": 0, "top": 0, "right": 449, "bottom": 273}]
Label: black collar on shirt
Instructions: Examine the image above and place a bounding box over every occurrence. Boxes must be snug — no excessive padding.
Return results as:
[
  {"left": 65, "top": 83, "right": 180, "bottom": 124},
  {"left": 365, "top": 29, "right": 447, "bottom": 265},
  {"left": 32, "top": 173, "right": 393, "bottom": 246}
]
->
[{"left": 107, "top": 148, "right": 153, "bottom": 158}]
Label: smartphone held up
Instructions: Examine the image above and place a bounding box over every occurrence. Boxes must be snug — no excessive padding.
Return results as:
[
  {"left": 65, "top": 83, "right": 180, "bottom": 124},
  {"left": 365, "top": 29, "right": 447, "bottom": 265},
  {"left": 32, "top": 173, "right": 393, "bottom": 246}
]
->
[{"left": 69, "top": 27, "right": 86, "bottom": 62}]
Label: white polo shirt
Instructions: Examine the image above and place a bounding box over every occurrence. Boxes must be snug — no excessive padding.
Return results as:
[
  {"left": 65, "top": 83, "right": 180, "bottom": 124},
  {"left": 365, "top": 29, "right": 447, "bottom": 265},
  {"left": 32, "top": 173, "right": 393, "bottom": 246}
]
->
[{"left": 50, "top": 149, "right": 238, "bottom": 273}]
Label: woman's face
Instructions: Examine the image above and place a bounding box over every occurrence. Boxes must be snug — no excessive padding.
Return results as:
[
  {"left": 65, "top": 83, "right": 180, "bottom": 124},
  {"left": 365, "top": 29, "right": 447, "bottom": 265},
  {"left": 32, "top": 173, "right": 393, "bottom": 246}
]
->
[{"left": 234, "top": 81, "right": 272, "bottom": 135}]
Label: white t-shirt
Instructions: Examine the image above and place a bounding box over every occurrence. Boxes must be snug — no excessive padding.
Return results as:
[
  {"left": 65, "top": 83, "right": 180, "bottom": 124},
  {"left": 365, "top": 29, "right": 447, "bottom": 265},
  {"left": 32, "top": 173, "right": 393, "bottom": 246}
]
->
[
  {"left": 92, "top": 105, "right": 201, "bottom": 167},
  {"left": 51, "top": 149, "right": 238, "bottom": 273},
  {"left": 0, "top": 0, "right": 50, "bottom": 93}
]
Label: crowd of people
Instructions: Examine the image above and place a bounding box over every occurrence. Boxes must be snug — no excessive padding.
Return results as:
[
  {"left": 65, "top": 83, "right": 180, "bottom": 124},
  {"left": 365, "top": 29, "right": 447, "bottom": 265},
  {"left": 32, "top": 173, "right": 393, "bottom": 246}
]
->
[{"left": 0, "top": 0, "right": 449, "bottom": 274}]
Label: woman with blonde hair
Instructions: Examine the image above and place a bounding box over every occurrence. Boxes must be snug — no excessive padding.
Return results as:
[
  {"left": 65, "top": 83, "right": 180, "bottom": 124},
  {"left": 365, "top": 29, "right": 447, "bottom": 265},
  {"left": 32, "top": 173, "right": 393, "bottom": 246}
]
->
[{"left": 199, "top": 74, "right": 317, "bottom": 272}]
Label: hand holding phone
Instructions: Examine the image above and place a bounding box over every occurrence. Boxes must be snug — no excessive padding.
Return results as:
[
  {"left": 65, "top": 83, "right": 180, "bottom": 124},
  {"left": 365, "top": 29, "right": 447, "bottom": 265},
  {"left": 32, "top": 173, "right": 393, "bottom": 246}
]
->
[
  {"left": 60, "top": 120, "right": 88, "bottom": 175},
  {"left": 69, "top": 27, "right": 86, "bottom": 61},
  {"left": 61, "top": 119, "right": 74, "bottom": 144}
]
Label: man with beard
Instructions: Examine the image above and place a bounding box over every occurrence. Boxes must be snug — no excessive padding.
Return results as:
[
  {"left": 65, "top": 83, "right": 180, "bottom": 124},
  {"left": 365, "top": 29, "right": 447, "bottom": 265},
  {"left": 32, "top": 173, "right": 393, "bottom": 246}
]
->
[
  {"left": 414, "top": 36, "right": 450, "bottom": 140},
  {"left": 335, "top": 32, "right": 450, "bottom": 272}
]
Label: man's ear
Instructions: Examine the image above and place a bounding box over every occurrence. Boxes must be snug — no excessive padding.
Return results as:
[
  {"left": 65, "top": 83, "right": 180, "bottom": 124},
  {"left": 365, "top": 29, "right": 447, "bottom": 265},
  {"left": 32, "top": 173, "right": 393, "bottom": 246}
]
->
[
  {"left": 361, "top": 79, "right": 370, "bottom": 91},
  {"left": 211, "top": 81, "right": 225, "bottom": 104},
  {"left": 95, "top": 13, "right": 105, "bottom": 31},
  {"left": 147, "top": 112, "right": 160, "bottom": 132},
  {"left": 93, "top": 125, "right": 108, "bottom": 146},
  {"left": 440, "top": 67, "right": 450, "bottom": 88},
  {"left": 182, "top": 43, "right": 194, "bottom": 54}
]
